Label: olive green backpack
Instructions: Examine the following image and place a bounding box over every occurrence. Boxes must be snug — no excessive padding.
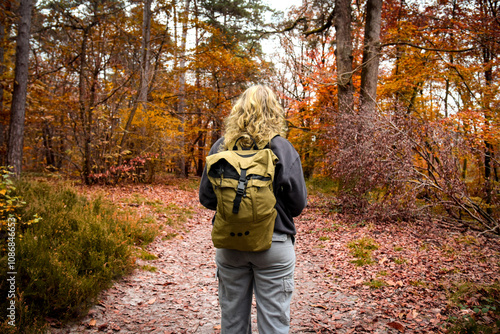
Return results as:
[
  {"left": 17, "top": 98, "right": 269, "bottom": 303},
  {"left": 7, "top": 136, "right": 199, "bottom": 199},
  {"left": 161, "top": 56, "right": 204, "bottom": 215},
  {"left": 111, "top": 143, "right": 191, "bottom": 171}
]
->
[{"left": 205, "top": 137, "right": 279, "bottom": 252}]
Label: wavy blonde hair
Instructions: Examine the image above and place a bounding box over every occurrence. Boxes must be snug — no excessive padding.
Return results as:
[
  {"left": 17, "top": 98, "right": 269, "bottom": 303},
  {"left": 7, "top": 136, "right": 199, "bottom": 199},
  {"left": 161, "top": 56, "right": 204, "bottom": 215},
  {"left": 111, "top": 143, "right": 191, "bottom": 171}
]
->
[{"left": 223, "top": 85, "right": 285, "bottom": 150}]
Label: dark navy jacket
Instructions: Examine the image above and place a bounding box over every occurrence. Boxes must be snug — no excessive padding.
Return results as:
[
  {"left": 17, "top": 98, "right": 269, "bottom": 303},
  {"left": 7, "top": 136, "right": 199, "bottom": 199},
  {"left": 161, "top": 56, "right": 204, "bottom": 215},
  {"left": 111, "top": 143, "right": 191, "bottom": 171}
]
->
[{"left": 199, "top": 136, "right": 307, "bottom": 236}]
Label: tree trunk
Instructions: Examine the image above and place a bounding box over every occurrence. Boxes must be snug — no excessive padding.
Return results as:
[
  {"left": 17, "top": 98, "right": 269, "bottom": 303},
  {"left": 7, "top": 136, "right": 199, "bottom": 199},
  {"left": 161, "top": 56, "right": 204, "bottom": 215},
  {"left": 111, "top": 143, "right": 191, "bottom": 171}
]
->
[
  {"left": 139, "top": 0, "right": 151, "bottom": 108},
  {"left": 483, "top": 46, "right": 494, "bottom": 214},
  {"left": 359, "top": 0, "right": 382, "bottom": 114},
  {"left": 334, "top": 0, "right": 354, "bottom": 114},
  {"left": 7, "top": 0, "right": 32, "bottom": 178},
  {"left": 0, "top": 2, "right": 7, "bottom": 167},
  {"left": 120, "top": 0, "right": 152, "bottom": 150},
  {"left": 0, "top": 0, "right": 8, "bottom": 116},
  {"left": 79, "top": 28, "right": 92, "bottom": 184},
  {"left": 42, "top": 121, "right": 55, "bottom": 168},
  {"left": 194, "top": 0, "right": 204, "bottom": 177},
  {"left": 177, "top": 0, "right": 191, "bottom": 178}
]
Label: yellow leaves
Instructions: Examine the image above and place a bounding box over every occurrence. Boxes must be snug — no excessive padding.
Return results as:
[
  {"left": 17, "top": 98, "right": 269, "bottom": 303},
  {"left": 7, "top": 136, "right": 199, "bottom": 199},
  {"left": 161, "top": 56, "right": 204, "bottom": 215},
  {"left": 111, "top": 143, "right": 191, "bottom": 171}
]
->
[
  {"left": 450, "top": 108, "right": 500, "bottom": 151},
  {"left": 1, "top": 169, "right": 41, "bottom": 234},
  {"left": 120, "top": 150, "right": 132, "bottom": 156},
  {"left": 26, "top": 214, "right": 43, "bottom": 226}
]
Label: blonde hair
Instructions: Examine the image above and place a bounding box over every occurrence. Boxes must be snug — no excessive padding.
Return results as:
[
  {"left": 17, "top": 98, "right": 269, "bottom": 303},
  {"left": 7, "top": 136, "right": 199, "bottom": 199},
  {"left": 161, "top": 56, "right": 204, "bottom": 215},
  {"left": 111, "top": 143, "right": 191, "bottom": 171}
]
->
[{"left": 223, "top": 85, "right": 285, "bottom": 150}]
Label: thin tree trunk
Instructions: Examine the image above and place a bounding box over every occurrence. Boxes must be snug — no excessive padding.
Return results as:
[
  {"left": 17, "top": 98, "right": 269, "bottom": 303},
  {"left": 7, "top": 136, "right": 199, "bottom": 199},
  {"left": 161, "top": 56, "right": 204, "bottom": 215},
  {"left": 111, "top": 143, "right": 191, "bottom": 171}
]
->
[
  {"left": 334, "top": 0, "right": 354, "bottom": 114},
  {"left": 359, "top": 0, "right": 382, "bottom": 114},
  {"left": 42, "top": 121, "right": 55, "bottom": 168},
  {"left": 482, "top": 41, "right": 494, "bottom": 214},
  {"left": 444, "top": 1, "right": 457, "bottom": 118},
  {"left": 79, "top": 28, "right": 91, "bottom": 184},
  {"left": 178, "top": 0, "right": 191, "bottom": 177},
  {"left": 7, "top": 0, "right": 32, "bottom": 178},
  {"left": 120, "top": 0, "right": 152, "bottom": 150},
  {"left": 138, "top": 0, "right": 151, "bottom": 111},
  {"left": 444, "top": 77, "right": 450, "bottom": 118},
  {"left": 0, "top": 2, "right": 6, "bottom": 166},
  {"left": 194, "top": 0, "right": 204, "bottom": 177},
  {"left": 0, "top": 0, "right": 7, "bottom": 116}
]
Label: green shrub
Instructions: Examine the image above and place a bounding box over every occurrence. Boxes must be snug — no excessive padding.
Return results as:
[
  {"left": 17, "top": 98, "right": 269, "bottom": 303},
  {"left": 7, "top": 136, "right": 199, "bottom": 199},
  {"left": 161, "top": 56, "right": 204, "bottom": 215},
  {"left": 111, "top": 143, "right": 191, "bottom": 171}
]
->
[
  {"left": 347, "top": 236, "right": 379, "bottom": 266},
  {"left": 138, "top": 249, "right": 158, "bottom": 260},
  {"left": 0, "top": 177, "right": 157, "bottom": 333},
  {"left": 447, "top": 282, "right": 500, "bottom": 333},
  {"left": 306, "top": 176, "right": 338, "bottom": 195}
]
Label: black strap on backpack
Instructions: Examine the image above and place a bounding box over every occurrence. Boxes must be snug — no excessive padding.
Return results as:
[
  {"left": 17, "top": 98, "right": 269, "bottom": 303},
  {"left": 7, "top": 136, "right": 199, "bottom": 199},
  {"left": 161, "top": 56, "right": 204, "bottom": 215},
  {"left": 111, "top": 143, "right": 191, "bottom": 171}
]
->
[
  {"left": 231, "top": 136, "right": 258, "bottom": 214},
  {"left": 231, "top": 136, "right": 252, "bottom": 214},
  {"left": 233, "top": 136, "right": 258, "bottom": 150},
  {"left": 233, "top": 168, "right": 247, "bottom": 214},
  {"left": 230, "top": 135, "right": 275, "bottom": 214}
]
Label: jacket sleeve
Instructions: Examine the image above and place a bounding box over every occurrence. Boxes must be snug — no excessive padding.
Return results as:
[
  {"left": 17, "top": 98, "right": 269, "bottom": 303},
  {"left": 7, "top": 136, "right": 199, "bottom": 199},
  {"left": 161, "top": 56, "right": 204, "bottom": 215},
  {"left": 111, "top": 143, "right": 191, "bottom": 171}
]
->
[
  {"left": 278, "top": 156, "right": 307, "bottom": 217},
  {"left": 198, "top": 138, "right": 223, "bottom": 211},
  {"left": 273, "top": 137, "right": 307, "bottom": 217},
  {"left": 199, "top": 164, "right": 217, "bottom": 210}
]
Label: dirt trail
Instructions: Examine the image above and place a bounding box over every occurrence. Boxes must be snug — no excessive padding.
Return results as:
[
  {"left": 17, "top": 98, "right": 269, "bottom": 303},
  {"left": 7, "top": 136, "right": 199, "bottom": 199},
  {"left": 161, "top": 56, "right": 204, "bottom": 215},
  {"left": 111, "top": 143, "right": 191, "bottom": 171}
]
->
[
  {"left": 50, "top": 183, "right": 500, "bottom": 333},
  {"left": 51, "top": 202, "right": 223, "bottom": 333},
  {"left": 49, "top": 190, "right": 361, "bottom": 334},
  {"left": 50, "top": 208, "right": 390, "bottom": 333}
]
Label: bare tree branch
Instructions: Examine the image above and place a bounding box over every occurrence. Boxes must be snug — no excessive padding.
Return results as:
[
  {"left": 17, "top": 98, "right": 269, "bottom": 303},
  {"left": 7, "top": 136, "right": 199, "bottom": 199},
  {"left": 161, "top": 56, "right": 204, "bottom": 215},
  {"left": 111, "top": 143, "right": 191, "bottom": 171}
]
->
[
  {"left": 382, "top": 41, "right": 475, "bottom": 53},
  {"left": 304, "top": 9, "right": 335, "bottom": 36}
]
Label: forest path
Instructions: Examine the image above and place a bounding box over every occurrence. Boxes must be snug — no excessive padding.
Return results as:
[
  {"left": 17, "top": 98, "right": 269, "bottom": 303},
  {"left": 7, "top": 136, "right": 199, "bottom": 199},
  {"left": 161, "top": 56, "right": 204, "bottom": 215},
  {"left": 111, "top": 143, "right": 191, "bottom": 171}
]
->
[{"left": 50, "top": 182, "right": 500, "bottom": 333}]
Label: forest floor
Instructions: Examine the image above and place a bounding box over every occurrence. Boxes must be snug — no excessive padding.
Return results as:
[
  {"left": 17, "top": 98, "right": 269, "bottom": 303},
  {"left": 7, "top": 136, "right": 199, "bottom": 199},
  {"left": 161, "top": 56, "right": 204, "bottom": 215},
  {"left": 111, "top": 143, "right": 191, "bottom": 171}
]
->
[{"left": 50, "top": 179, "right": 500, "bottom": 334}]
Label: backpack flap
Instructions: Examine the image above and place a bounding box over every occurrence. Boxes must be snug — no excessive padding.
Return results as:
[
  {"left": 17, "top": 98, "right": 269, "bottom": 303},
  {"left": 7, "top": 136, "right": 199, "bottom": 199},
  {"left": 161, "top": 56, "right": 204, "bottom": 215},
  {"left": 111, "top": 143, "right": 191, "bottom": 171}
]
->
[
  {"left": 205, "top": 147, "right": 279, "bottom": 252},
  {"left": 205, "top": 149, "right": 278, "bottom": 186}
]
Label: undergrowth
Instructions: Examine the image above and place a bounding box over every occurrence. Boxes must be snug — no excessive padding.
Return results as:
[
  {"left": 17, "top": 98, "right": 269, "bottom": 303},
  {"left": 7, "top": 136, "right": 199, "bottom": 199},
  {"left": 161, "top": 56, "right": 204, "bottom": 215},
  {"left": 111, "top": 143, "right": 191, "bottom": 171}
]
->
[
  {"left": 347, "top": 236, "right": 379, "bottom": 266},
  {"left": 306, "top": 176, "right": 338, "bottom": 195},
  {"left": 0, "top": 174, "right": 158, "bottom": 333},
  {"left": 446, "top": 282, "right": 500, "bottom": 333}
]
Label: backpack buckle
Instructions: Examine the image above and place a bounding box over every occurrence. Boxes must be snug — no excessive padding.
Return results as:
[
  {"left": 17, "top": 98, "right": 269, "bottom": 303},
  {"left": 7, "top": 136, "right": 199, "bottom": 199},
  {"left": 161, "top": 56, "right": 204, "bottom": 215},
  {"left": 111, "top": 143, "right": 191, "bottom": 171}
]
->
[
  {"left": 237, "top": 169, "right": 248, "bottom": 192},
  {"left": 233, "top": 169, "right": 248, "bottom": 214},
  {"left": 237, "top": 181, "right": 246, "bottom": 195}
]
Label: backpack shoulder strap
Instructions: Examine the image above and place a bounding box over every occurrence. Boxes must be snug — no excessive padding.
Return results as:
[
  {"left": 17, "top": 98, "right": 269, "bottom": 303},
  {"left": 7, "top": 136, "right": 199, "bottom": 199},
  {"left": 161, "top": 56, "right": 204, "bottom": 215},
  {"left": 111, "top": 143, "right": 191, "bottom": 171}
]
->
[
  {"left": 231, "top": 134, "right": 280, "bottom": 150},
  {"left": 232, "top": 136, "right": 258, "bottom": 150}
]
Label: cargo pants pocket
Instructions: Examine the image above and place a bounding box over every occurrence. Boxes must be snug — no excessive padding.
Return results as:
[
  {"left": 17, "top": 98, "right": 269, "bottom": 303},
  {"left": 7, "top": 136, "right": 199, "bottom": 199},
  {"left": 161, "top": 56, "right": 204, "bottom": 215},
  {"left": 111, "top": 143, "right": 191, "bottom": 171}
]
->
[{"left": 280, "top": 274, "right": 294, "bottom": 326}]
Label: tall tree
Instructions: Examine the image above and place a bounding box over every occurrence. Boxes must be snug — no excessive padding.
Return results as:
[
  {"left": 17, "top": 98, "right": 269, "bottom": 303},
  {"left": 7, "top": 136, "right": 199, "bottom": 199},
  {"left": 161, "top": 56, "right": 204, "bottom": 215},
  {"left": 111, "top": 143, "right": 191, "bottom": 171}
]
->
[
  {"left": 359, "top": 0, "right": 382, "bottom": 114},
  {"left": 7, "top": 0, "right": 33, "bottom": 177},
  {"left": 120, "top": 0, "right": 153, "bottom": 152},
  {"left": 334, "top": 0, "right": 354, "bottom": 114},
  {"left": 476, "top": 0, "right": 499, "bottom": 213},
  {"left": 199, "top": 0, "right": 270, "bottom": 50},
  {"left": 177, "top": 0, "right": 191, "bottom": 177},
  {"left": 0, "top": 1, "right": 13, "bottom": 166}
]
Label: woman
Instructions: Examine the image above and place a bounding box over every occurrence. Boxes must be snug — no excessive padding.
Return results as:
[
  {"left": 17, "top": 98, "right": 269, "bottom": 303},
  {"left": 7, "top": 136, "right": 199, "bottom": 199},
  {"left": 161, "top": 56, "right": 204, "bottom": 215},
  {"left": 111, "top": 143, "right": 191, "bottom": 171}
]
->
[{"left": 199, "top": 84, "right": 307, "bottom": 333}]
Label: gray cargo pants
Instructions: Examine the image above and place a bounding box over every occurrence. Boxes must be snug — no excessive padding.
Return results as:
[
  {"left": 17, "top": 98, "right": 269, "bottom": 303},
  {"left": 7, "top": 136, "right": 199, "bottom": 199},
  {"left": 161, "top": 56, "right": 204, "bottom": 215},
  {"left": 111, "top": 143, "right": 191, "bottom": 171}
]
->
[{"left": 215, "top": 233, "right": 295, "bottom": 334}]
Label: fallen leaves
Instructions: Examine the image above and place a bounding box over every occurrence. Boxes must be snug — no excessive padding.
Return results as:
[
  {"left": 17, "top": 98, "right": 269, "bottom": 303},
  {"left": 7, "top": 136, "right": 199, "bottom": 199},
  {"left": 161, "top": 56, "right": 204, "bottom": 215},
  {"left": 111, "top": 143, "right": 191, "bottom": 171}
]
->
[
  {"left": 386, "top": 279, "right": 404, "bottom": 287},
  {"left": 387, "top": 321, "right": 405, "bottom": 332},
  {"left": 310, "top": 304, "right": 329, "bottom": 310},
  {"left": 50, "top": 181, "right": 500, "bottom": 334},
  {"left": 292, "top": 195, "right": 499, "bottom": 333}
]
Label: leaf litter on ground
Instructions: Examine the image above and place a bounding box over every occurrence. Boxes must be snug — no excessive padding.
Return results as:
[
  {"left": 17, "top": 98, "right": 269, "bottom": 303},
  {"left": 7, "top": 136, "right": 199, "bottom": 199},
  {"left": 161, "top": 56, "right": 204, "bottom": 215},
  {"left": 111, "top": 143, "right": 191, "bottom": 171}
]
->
[{"left": 51, "top": 180, "right": 500, "bottom": 333}]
